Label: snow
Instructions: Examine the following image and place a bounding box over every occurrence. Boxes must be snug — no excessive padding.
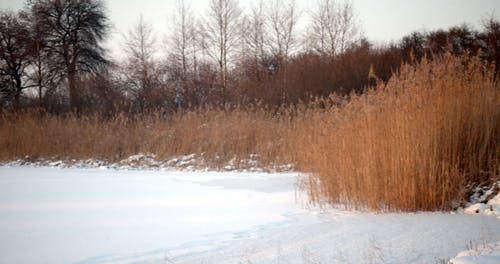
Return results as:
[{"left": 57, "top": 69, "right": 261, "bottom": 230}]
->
[
  {"left": 488, "top": 193, "right": 500, "bottom": 207},
  {"left": 2, "top": 154, "right": 295, "bottom": 173},
  {"left": 464, "top": 203, "right": 491, "bottom": 214},
  {"left": 0, "top": 166, "right": 499, "bottom": 263},
  {"left": 464, "top": 192, "right": 500, "bottom": 217},
  {"left": 450, "top": 242, "right": 500, "bottom": 264},
  {"left": 469, "top": 183, "right": 498, "bottom": 204}
]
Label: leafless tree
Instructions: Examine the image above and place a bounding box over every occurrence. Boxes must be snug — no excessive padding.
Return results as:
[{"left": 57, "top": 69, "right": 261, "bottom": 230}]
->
[
  {"left": 267, "top": 0, "right": 300, "bottom": 104},
  {"left": 481, "top": 16, "right": 500, "bottom": 67},
  {"left": 203, "top": 0, "right": 243, "bottom": 104},
  {"left": 169, "top": 0, "right": 197, "bottom": 81},
  {"left": 268, "top": 0, "right": 300, "bottom": 63},
  {"left": 121, "top": 15, "right": 160, "bottom": 110},
  {"left": 29, "top": 0, "right": 110, "bottom": 112},
  {"left": 0, "top": 11, "right": 33, "bottom": 107},
  {"left": 241, "top": 0, "right": 268, "bottom": 80},
  {"left": 167, "top": 0, "right": 205, "bottom": 107},
  {"left": 18, "top": 9, "right": 61, "bottom": 107},
  {"left": 310, "top": 0, "right": 360, "bottom": 63}
]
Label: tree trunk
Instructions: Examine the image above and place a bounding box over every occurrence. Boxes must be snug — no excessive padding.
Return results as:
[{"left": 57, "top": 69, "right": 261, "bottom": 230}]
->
[
  {"left": 222, "top": 56, "right": 227, "bottom": 105},
  {"left": 13, "top": 75, "right": 22, "bottom": 109},
  {"left": 219, "top": 58, "right": 225, "bottom": 104},
  {"left": 38, "top": 73, "right": 43, "bottom": 108},
  {"left": 36, "top": 42, "right": 43, "bottom": 108},
  {"left": 68, "top": 67, "right": 78, "bottom": 113}
]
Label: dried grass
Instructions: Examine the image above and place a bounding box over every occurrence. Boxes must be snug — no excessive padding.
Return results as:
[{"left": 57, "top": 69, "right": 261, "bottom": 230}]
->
[
  {"left": 0, "top": 106, "right": 295, "bottom": 169},
  {"left": 0, "top": 54, "right": 498, "bottom": 211},
  {"left": 298, "top": 54, "right": 499, "bottom": 211}
]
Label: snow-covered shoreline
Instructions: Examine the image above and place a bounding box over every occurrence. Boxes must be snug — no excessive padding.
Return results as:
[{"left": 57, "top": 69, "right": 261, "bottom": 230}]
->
[
  {"left": 450, "top": 242, "right": 500, "bottom": 264},
  {"left": 0, "top": 153, "right": 295, "bottom": 173},
  {"left": 0, "top": 165, "right": 498, "bottom": 263}
]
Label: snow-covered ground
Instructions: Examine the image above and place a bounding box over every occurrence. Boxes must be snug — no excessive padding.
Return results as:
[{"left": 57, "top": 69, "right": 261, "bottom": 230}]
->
[
  {"left": 450, "top": 242, "right": 500, "bottom": 264},
  {"left": 0, "top": 166, "right": 499, "bottom": 264}
]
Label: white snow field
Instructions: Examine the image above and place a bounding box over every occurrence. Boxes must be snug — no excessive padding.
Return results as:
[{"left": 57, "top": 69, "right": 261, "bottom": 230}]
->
[{"left": 0, "top": 166, "right": 499, "bottom": 264}]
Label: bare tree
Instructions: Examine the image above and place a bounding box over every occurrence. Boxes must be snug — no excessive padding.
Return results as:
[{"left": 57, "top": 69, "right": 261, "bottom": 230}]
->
[
  {"left": 242, "top": 0, "right": 268, "bottom": 81},
  {"left": 311, "top": 0, "right": 360, "bottom": 63},
  {"left": 167, "top": 0, "right": 205, "bottom": 107},
  {"left": 268, "top": 0, "right": 300, "bottom": 63},
  {"left": 19, "top": 9, "right": 62, "bottom": 107},
  {"left": 481, "top": 16, "right": 500, "bottom": 67},
  {"left": 169, "top": 0, "right": 197, "bottom": 81},
  {"left": 203, "top": 0, "right": 243, "bottom": 104},
  {"left": 29, "top": 0, "right": 110, "bottom": 112},
  {"left": 267, "top": 0, "right": 300, "bottom": 104},
  {"left": 0, "top": 11, "right": 33, "bottom": 107},
  {"left": 337, "top": 1, "right": 359, "bottom": 54},
  {"left": 121, "top": 15, "right": 159, "bottom": 110}
]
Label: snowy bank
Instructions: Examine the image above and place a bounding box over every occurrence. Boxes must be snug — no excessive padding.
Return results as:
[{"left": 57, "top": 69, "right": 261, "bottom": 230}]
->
[
  {"left": 450, "top": 242, "right": 500, "bottom": 264},
  {"left": 464, "top": 184, "right": 500, "bottom": 218},
  {"left": 0, "top": 153, "right": 294, "bottom": 173}
]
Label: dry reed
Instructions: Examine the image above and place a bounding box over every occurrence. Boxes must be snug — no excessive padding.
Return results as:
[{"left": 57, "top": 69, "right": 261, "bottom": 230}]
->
[
  {"left": 0, "top": 106, "right": 295, "bottom": 169},
  {"left": 297, "top": 53, "right": 499, "bottom": 211},
  {"left": 0, "top": 54, "right": 498, "bottom": 211}
]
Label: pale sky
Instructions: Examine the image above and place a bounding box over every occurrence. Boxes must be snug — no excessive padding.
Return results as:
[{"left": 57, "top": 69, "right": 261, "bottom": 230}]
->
[{"left": 1, "top": 0, "right": 499, "bottom": 58}]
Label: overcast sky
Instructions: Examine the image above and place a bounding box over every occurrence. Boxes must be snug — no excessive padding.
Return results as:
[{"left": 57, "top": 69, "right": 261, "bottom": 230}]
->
[{"left": 1, "top": 0, "right": 499, "bottom": 58}]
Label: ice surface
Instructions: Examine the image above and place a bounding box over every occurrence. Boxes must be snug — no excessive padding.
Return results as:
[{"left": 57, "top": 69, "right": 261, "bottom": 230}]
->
[
  {"left": 0, "top": 167, "right": 297, "bottom": 263},
  {"left": 0, "top": 166, "right": 499, "bottom": 263}
]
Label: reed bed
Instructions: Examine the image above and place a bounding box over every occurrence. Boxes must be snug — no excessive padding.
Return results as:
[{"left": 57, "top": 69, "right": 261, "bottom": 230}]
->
[
  {"left": 298, "top": 54, "right": 499, "bottom": 211},
  {"left": 0, "top": 107, "right": 295, "bottom": 168},
  {"left": 0, "top": 54, "right": 498, "bottom": 211}
]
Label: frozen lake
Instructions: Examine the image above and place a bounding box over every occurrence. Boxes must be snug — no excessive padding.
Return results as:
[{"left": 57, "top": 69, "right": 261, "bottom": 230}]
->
[{"left": 0, "top": 166, "right": 498, "bottom": 263}]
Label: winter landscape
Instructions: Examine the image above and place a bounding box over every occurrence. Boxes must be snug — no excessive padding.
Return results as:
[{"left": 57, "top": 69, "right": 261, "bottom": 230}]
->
[{"left": 1, "top": 0, "right": 500, "bottom": 263}]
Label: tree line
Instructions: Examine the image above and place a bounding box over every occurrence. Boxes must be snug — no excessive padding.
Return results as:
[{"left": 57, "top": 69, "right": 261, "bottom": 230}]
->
[{"left": 1, "top": 0, "right": 499, "bottom": 115}]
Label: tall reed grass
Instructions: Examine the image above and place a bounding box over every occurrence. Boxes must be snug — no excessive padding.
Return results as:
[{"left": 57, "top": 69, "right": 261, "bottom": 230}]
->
[
  {"left": 298, "top": 53, "right": 499, "bottom": 211},
  {"left": 0, "top": 54, "right": 498, "bottom": 211}
]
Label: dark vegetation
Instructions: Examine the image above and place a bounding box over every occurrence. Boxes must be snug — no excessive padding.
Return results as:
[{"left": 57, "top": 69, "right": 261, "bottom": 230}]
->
[
  {"left": 0, "top": 0, "right": 499, "bottom": 211},
  {"left": 1, "top": 0, "right": 498, "bottom": 113}
]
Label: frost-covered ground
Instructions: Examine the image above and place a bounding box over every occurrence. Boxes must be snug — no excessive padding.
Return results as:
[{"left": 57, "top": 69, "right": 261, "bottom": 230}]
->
[
  {"left": 0, "top": 166, "right": 499, "bottom": 264},
  {"left": 450, "top": 242, "right": 500, "bottom": 264}
]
